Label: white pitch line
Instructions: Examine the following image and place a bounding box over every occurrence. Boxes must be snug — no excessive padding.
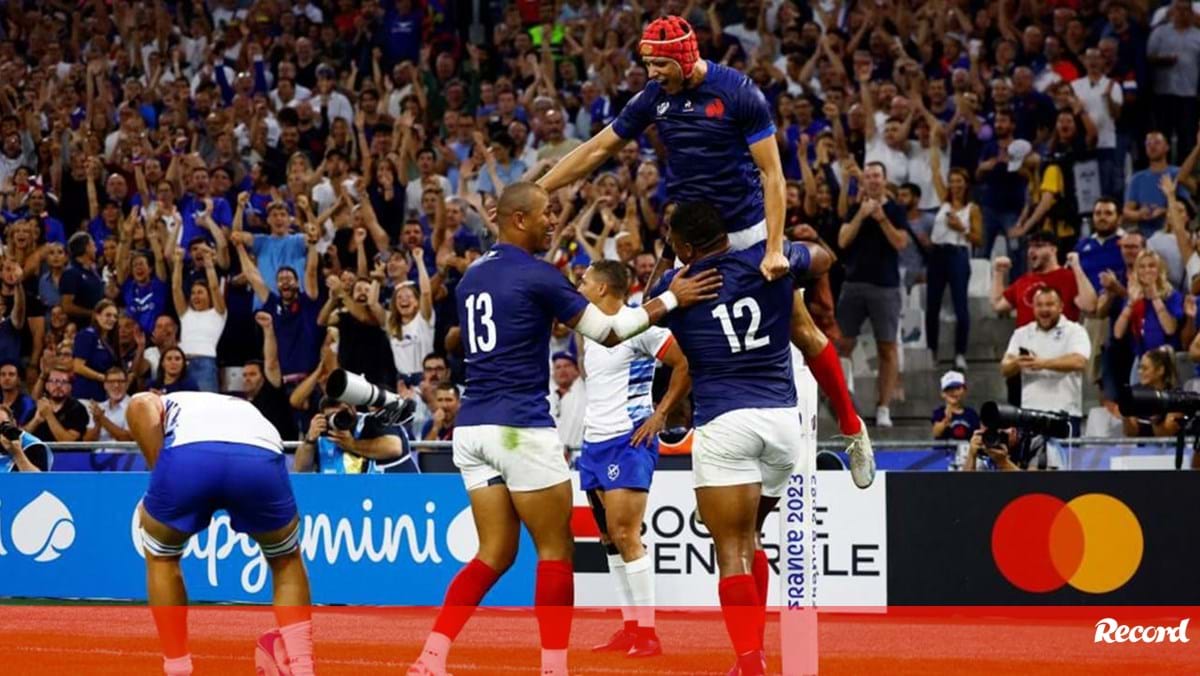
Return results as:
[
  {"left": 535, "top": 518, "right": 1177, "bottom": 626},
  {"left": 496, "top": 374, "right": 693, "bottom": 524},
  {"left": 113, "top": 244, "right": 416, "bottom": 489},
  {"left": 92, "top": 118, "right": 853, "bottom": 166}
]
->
[{"left": 0, "top": 644, "right": 712, "bottom": 674}]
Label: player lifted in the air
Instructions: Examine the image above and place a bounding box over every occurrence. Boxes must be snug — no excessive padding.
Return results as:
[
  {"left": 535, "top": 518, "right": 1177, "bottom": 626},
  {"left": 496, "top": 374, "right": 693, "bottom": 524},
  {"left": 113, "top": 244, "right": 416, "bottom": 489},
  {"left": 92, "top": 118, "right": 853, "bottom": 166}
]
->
[
  {"left": 652, "top": 202, "right": 812, "bottom": 675},
  {"left": 126, "top": 391, "right": 315, "bottom": 676},
  {"left": 538, "top": 15, "right": 874, "bottom": 488},
  {"left": 577, "top": 260, "right": 691, "bottom": 658},
  {"left": 407, "top": 182, "right": 720, "bottom": 676}
]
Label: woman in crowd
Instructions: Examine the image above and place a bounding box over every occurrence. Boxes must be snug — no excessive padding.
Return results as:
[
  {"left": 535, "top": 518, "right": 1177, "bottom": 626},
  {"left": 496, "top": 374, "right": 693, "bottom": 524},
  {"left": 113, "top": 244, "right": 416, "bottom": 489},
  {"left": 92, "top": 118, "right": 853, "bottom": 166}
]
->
[
  {"left": 1114, "top": 250, "right": 1185, "bottom": 384},
  {"left": 149, "top": 346, "right": 200, "bottom": 394},
  {"left": 1123, "top": 346, "right": 1183, "bottom": 439},
  {"left": 170, "top": 248, "right": 226, "bottom": 392},
  {"left": 71, "top": 299, "right": 120, "bottom": 404}
]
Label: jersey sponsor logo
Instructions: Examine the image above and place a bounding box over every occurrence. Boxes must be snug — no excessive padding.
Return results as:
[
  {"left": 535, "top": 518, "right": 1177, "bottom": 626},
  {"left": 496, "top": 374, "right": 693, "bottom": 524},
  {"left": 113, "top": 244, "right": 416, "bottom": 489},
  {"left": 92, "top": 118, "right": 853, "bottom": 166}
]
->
[
  {"left": 0, "top": 491, "right": 76, "bottom": 562},
  {"left": 705, "top": 97, "right": 725, "bottom": 119},
  {"left": 683, "top": 99, "right": 694, "bottom": 112},
  {"left": 656, "top": 101, "right": 669, "bottom": 117}
]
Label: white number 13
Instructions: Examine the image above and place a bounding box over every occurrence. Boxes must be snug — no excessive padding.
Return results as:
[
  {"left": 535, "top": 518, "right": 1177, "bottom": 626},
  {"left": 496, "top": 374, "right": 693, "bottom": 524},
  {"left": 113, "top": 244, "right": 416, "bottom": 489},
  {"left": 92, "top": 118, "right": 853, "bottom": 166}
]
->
[
  {"left": 711, "top": 297, "right": 769, "bottom": 353},
  {"left": 465, "top": 292, "right": 497, "bottom": 353}
]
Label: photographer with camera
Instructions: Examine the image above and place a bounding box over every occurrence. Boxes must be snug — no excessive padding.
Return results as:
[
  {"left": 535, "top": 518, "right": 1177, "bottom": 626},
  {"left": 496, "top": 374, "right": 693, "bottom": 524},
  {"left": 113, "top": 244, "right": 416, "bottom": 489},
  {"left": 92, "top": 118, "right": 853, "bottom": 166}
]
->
[
  {"left": 1000, "top": 286, "right": 1091, "bottom": 435},
  {"left": 964, "top": 426, "right": 1064, "bottom": 472},
  {"left": 964, "top": 402, "right": 1070, "bottom": 471},
  {"left": 294, "top": 398, "right": 416, "bottom": 474},
  {"left": 0, "top": 404, "right": 49, "bottom": 472}
]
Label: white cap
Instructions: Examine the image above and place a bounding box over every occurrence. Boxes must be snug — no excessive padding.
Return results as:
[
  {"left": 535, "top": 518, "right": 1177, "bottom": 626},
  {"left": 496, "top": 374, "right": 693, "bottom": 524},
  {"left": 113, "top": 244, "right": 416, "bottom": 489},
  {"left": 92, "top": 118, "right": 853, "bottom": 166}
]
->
[
  {"left": 1007, "top": 140, "right": 1032, "bottom": 172},
  {"left": 941, "top": 370, "right": 966, "bottom": 391}
]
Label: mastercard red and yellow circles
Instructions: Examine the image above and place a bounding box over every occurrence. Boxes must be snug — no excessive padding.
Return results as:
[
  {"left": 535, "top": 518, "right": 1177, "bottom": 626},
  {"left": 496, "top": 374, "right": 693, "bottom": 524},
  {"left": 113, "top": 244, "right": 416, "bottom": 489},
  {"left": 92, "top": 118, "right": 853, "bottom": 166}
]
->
[{"left": 991, "top": 493, "right": 1143, "bottom": 594}]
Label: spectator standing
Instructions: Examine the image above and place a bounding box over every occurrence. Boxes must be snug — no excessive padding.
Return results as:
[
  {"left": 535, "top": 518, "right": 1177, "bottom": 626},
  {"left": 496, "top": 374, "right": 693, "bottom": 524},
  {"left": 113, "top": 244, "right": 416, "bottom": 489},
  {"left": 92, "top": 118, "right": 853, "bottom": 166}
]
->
[
  {"left": 1001, "top": 287, "right": 1091, "bottom": 434},
  {"left": 320, "top": 275, "right": 397, "bottom": 391},
  {"left": 551, "top": 352, "right": 586, "bottom": 450},
  {"left": 992, "top": 232, "right": 1083, "bottom": 326},
  {"left": 1071, "top": 48, "right": 1124, "bottom": 197},
  {"left": 388, "top": 251, "right": 435, "bottom": 382},
  {"left": 245, "top": 312, "right": 300, "bottom": 442},
  {"left": 71, "top": 299, "right": 120, "bottom": 404},
  {"left": 1113, "top": 250, "right": 1185, "bottom": 377},
  {"left": 975, "top": 117, "right": 1029, "bottom": 258},
  {"left": 171, "top": 247, "right": 227, "bottom": 392},
  {"left": 931, "top": 371, "right": 980, "bottom": 443},
  {"left": 837, "top": 162, "right": 911, "bottom": 427},
  {"left": 1124, "top": 131, "right": 1193, "bottom": 235},
  {"left": 59, "top": 233, "right": 105, "bottom": 323},
  {"left": 927, "top": 145, "right": 982, "bottom": 370},
  {"left": 239, "top": 238, "right": 322, "bottom": 385},
  {"left": 422, "top": 381, "right": 460, "bottom": 441},
  {"left": 84, "top": 366, "right": 132, "bottom": 452},
  {"left": 1147, "top": 0, "right": 1200, "bottom": 161},
  {"left": 26, "top": 366, "right": 89, "bottom": 443}
]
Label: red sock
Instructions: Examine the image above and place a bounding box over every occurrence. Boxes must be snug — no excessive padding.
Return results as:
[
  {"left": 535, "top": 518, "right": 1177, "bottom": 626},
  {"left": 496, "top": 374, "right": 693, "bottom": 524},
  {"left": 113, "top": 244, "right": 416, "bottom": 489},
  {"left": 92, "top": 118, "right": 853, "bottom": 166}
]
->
[
  {"left": 808, "top": 342, "right": 861, "bottom": 435},
  {"left": 752, "top": 550, "right": 769, "bottom": 609},
  {"left": 535, "top": 560, "right": 574, "bottom": 650},
  {"left": 718, "top": 575, "right": 763, "bottom": 655},
  {"left": 432, "top": 558, "right": 501, "bottom": 640}
]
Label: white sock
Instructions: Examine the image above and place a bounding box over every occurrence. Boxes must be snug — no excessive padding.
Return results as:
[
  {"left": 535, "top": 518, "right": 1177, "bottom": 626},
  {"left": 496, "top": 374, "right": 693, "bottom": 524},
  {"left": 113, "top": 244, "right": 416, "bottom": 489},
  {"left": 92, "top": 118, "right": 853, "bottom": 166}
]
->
[
  {"left": 606, "top": 552, "right": 636, "bottom": 625},
  {"left": 163, "top": 654, "right": 193, "bottom": 676},
  {"left": 624, "top": 554, "right": 655, "bottom": 629},
  {"left": 540, "top": 648, "right": 568, "bottom": 674},
  {"left": 279, "top": 620, "right": 315, "bottom": 676},
  {"left": 419, "top": 632, "right": 452, "bottom": 670}
]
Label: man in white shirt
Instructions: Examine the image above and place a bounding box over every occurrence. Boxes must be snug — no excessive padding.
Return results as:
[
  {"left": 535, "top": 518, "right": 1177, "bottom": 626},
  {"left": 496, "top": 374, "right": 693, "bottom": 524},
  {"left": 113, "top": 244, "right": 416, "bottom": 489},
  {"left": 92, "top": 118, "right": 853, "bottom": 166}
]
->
[
  {"left": 85, "top": 366, "right": 132, "bottom": 454},
  {"left": 574, "top": 261, "right": 690, "bottom": 658},
  {"left": 1001, "top": 286, "right": 1092, "bottom": 433},
  {"left": 1071, "top": 48, "right": 1124, "bottom": 197},
  {"left": 312, "top": 65, "right": 353, "bottom": 127},
  {"left": 858, "top": 68, "right": 912, "bottom": 185},
  {"left": 550, "top": 352, "right": 586, "bottom": 450}
]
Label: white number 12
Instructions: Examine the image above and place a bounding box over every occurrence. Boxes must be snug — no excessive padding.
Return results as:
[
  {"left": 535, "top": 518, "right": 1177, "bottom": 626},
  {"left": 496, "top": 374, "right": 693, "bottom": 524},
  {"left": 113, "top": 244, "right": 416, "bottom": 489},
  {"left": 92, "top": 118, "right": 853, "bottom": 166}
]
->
[{"left": 711, "top": 297, "right": 769, "bottom": 353}]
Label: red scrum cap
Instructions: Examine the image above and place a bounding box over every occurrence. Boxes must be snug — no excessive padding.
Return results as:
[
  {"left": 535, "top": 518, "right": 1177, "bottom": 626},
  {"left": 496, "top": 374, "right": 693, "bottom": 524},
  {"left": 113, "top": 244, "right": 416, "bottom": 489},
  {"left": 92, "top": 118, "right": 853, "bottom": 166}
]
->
[{"left": 639, "top": 16, "right": 700, "bottom": 78}]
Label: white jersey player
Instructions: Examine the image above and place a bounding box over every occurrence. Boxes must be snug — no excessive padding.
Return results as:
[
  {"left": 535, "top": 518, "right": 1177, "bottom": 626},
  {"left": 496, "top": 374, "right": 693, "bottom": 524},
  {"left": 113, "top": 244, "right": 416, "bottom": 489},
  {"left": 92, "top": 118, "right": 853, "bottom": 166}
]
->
[{"left": 577, "top": 260, "right": 691, "bottom": 658}]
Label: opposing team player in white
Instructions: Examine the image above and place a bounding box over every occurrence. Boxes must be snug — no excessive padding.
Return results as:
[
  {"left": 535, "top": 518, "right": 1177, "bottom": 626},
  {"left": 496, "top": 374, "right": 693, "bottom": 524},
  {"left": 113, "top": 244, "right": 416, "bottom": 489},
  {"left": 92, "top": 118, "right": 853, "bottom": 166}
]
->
[
  {"left": 576, "top": 259, "right": 691, "bottom": 658},
  {"left": 127, "top": 391, "right": 315, "bottom": 676}
]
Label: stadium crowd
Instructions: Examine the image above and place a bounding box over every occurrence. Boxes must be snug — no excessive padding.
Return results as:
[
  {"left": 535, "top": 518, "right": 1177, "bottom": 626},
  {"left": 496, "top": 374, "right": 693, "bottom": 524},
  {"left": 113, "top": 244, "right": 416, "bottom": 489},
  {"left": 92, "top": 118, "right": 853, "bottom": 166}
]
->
[{"left": 1, "top": 0, "right": 1200, "bottom": 471}]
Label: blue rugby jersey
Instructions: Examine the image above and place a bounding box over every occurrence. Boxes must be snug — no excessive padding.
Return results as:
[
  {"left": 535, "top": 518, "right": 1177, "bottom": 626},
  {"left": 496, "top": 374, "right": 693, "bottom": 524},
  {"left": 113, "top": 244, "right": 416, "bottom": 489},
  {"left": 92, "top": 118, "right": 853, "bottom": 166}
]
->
[
  {"left": 650, "top": 241, "right": 809, "bottom": 425},
  {"left": 456, "top": 244, "right": 590, "bottom": 428},
  {"left": 612, "top": 61, "right": 775, "bottom": 234}
]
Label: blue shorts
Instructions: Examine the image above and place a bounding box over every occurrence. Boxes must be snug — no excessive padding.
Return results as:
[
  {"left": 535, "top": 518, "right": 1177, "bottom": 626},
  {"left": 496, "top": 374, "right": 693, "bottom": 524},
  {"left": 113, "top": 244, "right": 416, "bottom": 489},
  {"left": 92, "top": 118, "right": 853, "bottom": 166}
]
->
[
  {"left": 143, "top": 442, "right": 297, "bottom": 535},
  {"left": 578, "top": 430, "right": 658, "bottom": 492}
]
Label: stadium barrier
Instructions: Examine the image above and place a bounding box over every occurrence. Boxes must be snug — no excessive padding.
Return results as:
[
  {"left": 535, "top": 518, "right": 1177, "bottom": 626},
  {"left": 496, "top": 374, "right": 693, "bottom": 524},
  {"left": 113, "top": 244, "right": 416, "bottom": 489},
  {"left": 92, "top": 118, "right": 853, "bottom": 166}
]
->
[
  {"left": 0, "top": 464, "right": 1196, "bottom": 606},
  {"left": 32, "top": 437, "right": 1200, "bottom": 472}
]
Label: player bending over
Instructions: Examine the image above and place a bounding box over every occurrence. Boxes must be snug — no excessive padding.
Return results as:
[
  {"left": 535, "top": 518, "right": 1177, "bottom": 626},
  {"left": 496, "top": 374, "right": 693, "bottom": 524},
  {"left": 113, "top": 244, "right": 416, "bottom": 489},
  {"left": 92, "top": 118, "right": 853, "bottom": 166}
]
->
[
  {"left": 652, "top": 202, "right": 813, "bottom": 675},
  {"left": 538, "top": 14, "right": 874, "bottom": 488},
  {"left": 126, "top": 391, "right": 314, "bottom": 676},
  {"left": 577, "top": 260, "right": 691, "bottom": 658},
  {"left": 407, "top": 182, "right": 720, "bottom": 676}
]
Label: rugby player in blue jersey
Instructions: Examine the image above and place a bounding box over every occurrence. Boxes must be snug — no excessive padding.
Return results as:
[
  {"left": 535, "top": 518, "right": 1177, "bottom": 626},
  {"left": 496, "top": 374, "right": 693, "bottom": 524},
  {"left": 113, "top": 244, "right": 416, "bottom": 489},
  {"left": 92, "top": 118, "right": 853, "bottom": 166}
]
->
[
  {"left": 407, "top": 182, "right": 721, "bottom": 676},
  {"left": 538, "top": 15, "right": 875, "bottom": 488},
  {"left": 126, "top": 391, "right": 314, "bottom": 676},
  {"left": 650, "top": 201, "right": 813, "bottom": 675}
]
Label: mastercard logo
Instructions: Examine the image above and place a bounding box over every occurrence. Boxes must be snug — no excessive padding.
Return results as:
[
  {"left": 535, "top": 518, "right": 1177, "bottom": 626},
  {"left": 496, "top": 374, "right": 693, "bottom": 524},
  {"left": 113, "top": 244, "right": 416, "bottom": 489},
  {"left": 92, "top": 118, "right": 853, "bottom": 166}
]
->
[{"left": 991, "top": 493, "right": 1143, "bottom": 594}]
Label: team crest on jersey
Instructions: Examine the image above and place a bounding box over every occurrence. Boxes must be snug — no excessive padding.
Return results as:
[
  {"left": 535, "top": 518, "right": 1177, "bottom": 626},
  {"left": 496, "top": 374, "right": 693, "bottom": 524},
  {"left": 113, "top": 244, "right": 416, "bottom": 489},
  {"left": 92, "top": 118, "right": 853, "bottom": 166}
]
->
[
  {"left": 656, "top": 101, "right": 669, "bottom": 117},
  {"left": 705, "top": 98, "right": 725, "bottom": 119},
  {"left": 607, "top": 464, "right": 621, "bottom": 480}
]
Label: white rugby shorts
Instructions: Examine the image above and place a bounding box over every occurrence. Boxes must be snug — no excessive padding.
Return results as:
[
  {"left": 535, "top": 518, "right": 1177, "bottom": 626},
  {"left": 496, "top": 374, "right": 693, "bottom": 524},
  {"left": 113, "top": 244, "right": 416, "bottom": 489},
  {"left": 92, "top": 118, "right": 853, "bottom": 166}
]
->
[
  {"left": 692, "top": 407, "right": 805, "bottom": 498},
  {"left": 453, "top": 425, "right": 570, "bottom": 492}
]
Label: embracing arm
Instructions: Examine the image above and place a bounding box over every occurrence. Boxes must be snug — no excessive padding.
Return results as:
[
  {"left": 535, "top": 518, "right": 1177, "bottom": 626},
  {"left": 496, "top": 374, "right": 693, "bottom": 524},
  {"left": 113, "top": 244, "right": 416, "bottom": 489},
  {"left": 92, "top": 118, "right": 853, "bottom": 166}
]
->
[{"left": 537, "top": 126, "right": 627, "bottom": 192}]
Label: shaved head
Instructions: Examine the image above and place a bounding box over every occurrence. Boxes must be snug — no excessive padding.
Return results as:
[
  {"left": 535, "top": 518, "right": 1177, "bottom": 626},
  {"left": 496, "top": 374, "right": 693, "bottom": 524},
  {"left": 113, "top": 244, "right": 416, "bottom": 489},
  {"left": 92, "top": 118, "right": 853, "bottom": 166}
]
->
[
  {"left": 497, "top": 181, "right": 548, "bottom": 223},
  {"left": 497, "top": 182, "right": 554, "bottom": 252}
]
